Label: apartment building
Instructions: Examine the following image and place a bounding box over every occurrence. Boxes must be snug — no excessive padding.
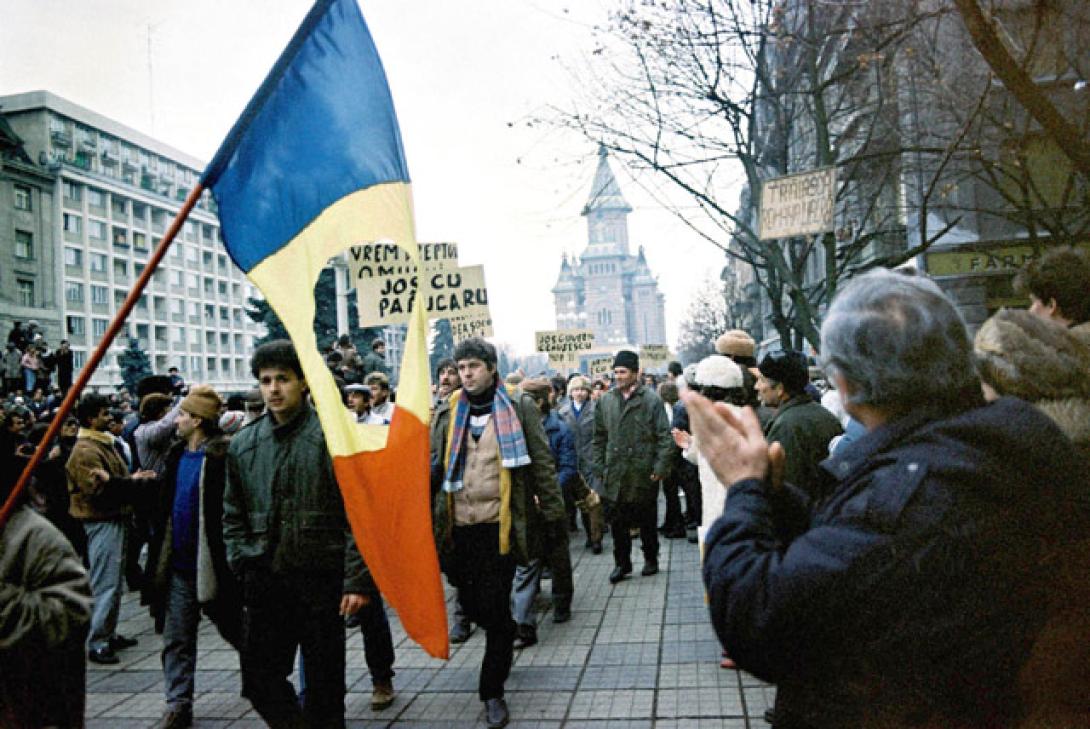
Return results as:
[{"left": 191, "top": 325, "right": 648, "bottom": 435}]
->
[{"left": 0, "top": 90, "right": 264, "bottom": 393}]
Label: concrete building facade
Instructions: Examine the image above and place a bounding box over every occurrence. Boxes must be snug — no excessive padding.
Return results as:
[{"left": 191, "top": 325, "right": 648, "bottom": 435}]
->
[
  {"left": 0, "top": 91, "right": 264, "bottom": 393},
  {"left": 552, "top": 148, "right": 667, "bottom": 350}
]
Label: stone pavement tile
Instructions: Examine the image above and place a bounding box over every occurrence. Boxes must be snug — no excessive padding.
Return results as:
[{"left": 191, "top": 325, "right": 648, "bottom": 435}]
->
[
  {"left": 422, "top": 666, "right": 479, "bottom": 692},
  {"left": 655, "top": 687, "right": 747, "bottom": 718},
  {"left": 537, "top": 622, "right": 600, "bottom": 646},
  {"left": 660, "top": 623, "right": 719, "bottom": 644},
  {"left": 344, "top": 721, "right": 392, "bottom": 729},
  {"left": 658, "top": 662, "right": 740, "bottom": 690},
  {"left": 504, "top": 690, "right": 573, "bottom": 721},
  {"left": 655, "top": 719, "right": 750, "bottom": 729},
  {"left": 99, "top": 691, "right": 165, "bottom": 718},
  {"left": 193, "top": 691, "right": 252, "bottom": 719},
  {"left": 397, "top": 691, "right": 484, "bottom": 722},
  {"left": 663, "top": 606, "right": 713, "bottom": 625},
  {"left": 86, "top": 668, "right": 161, "bottom": 692},
  {"left": 738, "top": 672, "right": 773, "bottom": 688},
  {"left": 505, "top": 665, "right": 583, "bottom": 691},
  {"left": 593, "top": 621, "right": 662, "bottom": 644},
  {"left": 577, "top": 664, "right": 658, "bottom": 690},
  {"left": 86, "top": 720, "right": 168, "bottom": 729},
  {"left": 586, "top": 642, "right": 659, "bottom": 666},
  {"left": 513, "top": 642, "right": 591, "bottom": 667},
  {"left": 120, "top": 651, "right": 163, "bottom": 671},
  {"left": 346, "top": 690, "right": 403, "bottom": 719},
  {"left": 565, "top": 689, "right": 655, "bottom": 719},
  {"left": 553, "top": 722, "right": 652, "bottom": 729},
  {"left": 195, "top": 669, "right": 243, "bottom": 692},
  {"left": 601, "top": 595, "right": 665, "bottom": 613},
  {"left": 659, "top": 639, "right": 724, "bottom": 664},
  {"left": 350, "top": 667, "right": 437, "bottom": 693},
  {"left": 743, "top": 685, "right": 776, "bottom": 718},
  {"left": 394, "top": 644, "right": 460, "bottom": 669},
  {"left": 226, "top": 719, "right": 266, "bottom": 728},
  {"left": 85, "top": 692, "right": 132, "bottom": 718}
]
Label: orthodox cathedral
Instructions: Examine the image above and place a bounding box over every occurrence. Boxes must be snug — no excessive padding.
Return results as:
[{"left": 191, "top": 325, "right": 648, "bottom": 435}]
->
[{"left": 552, "top": 148, "right": 667, "bottom": 348}]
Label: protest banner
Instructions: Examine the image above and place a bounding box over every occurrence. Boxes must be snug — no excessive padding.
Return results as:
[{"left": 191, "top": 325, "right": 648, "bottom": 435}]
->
[
  {"left": 535, "top": 329, "right": 595, "bottom": 370},
  {"left": 758, "top": 167, "right": 837, "bottom": 241},
  {"left": 357, "top": 262, "right": 489, "bottom": 326},
  {"left": 351, "top": 242, "right": 464, "bottom": 325},
  {"left": 450, "top": 311, "right": 494, "bottom": 343},
  {"left": 639, "top": 344, "right": 672, "bottom": 369},
  {"left": 588, "top": 356, "right": 613, "bottom": 377}
]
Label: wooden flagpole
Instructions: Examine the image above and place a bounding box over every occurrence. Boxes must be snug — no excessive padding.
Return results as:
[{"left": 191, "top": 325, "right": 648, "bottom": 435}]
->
[{"left": 0, "top": 183, "right": 207, "bottom": 532}]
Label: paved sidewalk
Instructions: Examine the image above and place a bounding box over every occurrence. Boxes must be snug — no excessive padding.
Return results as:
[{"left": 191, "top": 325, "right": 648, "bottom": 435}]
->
[{"left": 85, "top": 524, "right": 774, "bottom": 727}]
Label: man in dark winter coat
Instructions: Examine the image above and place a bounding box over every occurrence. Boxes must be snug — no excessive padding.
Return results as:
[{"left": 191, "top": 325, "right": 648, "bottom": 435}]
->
[
  {"left": 145, "top": 385, "right": 241, "bottom": 729},
  {"left": 593, "top": 350, "right": 673, "bottom": 583},
  {"left": 689, "top": 269, "right": 1090, "bottom": 729},
  {"left": 224, "top": 341, "right": 375, "bottom": 728}
]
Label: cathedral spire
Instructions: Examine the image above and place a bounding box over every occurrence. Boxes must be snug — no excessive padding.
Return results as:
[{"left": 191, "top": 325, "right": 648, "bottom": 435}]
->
[{"left": 581, "top": 145, "right": 632, "bottom": 216}]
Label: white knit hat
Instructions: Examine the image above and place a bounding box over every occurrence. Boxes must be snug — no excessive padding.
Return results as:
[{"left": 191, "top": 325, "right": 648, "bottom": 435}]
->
[{"left": 695, "top": 355, "right": 743, "bottom": 389}]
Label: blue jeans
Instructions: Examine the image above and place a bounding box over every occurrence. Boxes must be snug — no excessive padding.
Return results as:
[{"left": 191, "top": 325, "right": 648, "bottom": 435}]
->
[
  {"left": 299, "top": 594, "right": 395, "bottom": 693},
  {"left": 84, "top": 519, "right": 127, "bottom": 651},
  {"left": 162, "top": 571, "right": 200, "bottom": 707},
  {"left": 22, "top": 367, "right": 36, "bottom": 393}
]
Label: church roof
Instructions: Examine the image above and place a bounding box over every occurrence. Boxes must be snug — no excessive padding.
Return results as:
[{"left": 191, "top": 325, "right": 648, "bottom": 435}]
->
[{"left": 581, "top": 145, "right": 632, "bottom": 216}]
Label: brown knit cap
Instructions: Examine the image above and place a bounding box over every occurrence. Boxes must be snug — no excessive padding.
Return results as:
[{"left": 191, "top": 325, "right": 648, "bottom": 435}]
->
[
  {"left": 139, "top": 392, "right": 172, "bottom": 420},
  {"left": 180, "top": 385, "right": 223, "bottom": 422},
  {"left": 715, "top": 330, "right": 756, "bottom": 358}
]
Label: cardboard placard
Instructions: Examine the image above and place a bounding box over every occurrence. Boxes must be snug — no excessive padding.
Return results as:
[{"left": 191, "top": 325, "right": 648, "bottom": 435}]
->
[
  {"left": 589, "top": 356, "right": 613, "bottom": 377},
  {"left": 356, "top": 262, "right": 489, "bottom": 326},
  {"left": 639, "top": 344, "right": 672, "bottom": 368},
  {"left": 535, "top": 329, "right": 595, "bottom": 370},
  {"left": 450, "top": 312, "right": 494, "bottom": 343}
]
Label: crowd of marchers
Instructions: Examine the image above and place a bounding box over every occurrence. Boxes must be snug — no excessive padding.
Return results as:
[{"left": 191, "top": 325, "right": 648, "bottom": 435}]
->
[{"left": 2, "top": 246, "right": 1089, "bottom": 729}]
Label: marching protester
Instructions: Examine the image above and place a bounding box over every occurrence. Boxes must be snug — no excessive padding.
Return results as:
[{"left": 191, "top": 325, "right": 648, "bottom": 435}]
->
[
  {"left": 691, "top": 269, "right": 1090, "bottom": 728},
  {"left": 346, "top": 382, "right": 373, "bottom": 422},
  {"left": 510, "top": 378, "right": 578, "bottom": 648},
  {"left": 557, "top": 375, "right": 605, "bottom": 553},
  {"left": 223, "top": 341, "right": 377, "bottom": 727},
  {"left": 364, "top": 371, "right": 395, "bottom": 424},
  {"left": 431, "top": 337, "right": 564, "bottom": 728},
  {"left": 593, "top": 349, "right": 673, "bottom": 584},
  {"left": 67, "top": 392, "right": 157, "bottom": 665},
  {"left": 361, "top": 338, "right": 391, "bottom": 378},
  {"left": 145, "top": 385, "right": 241, "bottom": 729}
]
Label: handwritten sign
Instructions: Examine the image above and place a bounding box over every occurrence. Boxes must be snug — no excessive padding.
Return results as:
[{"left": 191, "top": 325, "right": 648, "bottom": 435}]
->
[
  {"left": 357, "top": 263, "right": 489, "bottom": 326},
  {"left": 349, "top": 241, "right": 459, "bottom": 280},
  {"left": 535, "top": 329, "right": 595, "bottom": 370},
  {"left": 759, "top": 167, "right": 836, "bottom": 240},
  {"left": 589, "top": 356, "right": 613, "bottom": 377},
  {"left": 640, "top": 344, "right": 672, "bottom": 368},
  {"left": 450, "top": 312, "right": 494, "bottom": 343}
]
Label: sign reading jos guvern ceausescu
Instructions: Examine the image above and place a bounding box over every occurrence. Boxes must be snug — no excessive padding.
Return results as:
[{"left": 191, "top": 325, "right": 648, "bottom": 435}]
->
[{"left": 759, "top": 167, "right": 837, "bottom": 241}]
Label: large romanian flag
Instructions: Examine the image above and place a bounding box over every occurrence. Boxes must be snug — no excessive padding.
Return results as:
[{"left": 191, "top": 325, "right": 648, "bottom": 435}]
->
[{"left": 200, "top": 0, "right": 447, "bottom": 658}]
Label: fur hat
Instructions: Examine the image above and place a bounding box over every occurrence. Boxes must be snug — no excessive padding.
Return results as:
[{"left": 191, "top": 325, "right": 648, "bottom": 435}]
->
[
  {"left": 715, "top": 330, "right": 756, "bottom": 359},
  {"left": 613, "top": 349, "right": 639, "bottom": 371},
  {"left": 975, "top": 308, "right": 1090, "bottom": 402},
  {"left": 695, "top": 355, "right": 744, "bottom": 390},
  {"left": 757, "top": 350, "right": 809, "bottom": 393},
  {"left": 567, "top": 375, "right": 591, "bottom": 396},
  {"left": 180, "top": 385, "right": 222, "bottom": 422},
  {"left": 139, "top": 392, "right": 172, "bottom": 420}
]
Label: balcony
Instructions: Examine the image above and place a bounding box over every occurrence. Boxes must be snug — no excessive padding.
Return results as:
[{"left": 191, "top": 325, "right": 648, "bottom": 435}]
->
[
  {"left": 101, "top": 149, "right": 119, "bottom": 166},
  {"left": 51, "top": 130, "right": 71, "bottom": 148}
]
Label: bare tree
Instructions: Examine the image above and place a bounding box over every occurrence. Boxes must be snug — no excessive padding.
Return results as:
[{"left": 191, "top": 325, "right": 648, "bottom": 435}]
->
[
  {"left": 550, "top": 0, "right": 989, "bottom": 349},
  {"left": 676, "top": 272, "right": 734, "bottom": 364}
]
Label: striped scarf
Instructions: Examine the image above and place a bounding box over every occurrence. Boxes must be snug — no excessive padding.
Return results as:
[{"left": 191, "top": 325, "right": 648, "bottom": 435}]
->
[{"left": 442, "top": 385, "right": 530, "bottom": 493}]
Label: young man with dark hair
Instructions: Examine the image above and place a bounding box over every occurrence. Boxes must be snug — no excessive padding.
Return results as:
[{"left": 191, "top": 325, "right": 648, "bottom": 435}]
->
[
  {"left": 431, "top": 337, "right": 564, "bottom": 728},
  {"left": 363, "top": 371, "right": 395, "bottom": 425},
  {"left": 147, "top": 385, "right": 239, "bottom": 729},
  {"left": 224, "top": 340, "right": 376, "bottom": 726},
  {"left": 361, "top": 338, "right": 390, "bottom": 378},
  {"left": 1017, "top": 245, "right": 1090, "bottom": 327},
  {"left": 66, "top": 392, "right": 156, "bottom": 664}
]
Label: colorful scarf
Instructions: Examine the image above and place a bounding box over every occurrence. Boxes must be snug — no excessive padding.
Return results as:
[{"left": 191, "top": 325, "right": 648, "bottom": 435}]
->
[{"left": 442, "top": 385, "right": 530, "bottom": 493}]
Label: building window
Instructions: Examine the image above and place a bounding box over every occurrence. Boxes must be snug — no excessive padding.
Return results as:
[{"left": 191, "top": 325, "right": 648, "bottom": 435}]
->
[
  {"left": 133, "top": 231, "right": 147, "bottom": 250},
  {"left": 65, "top": 281, "right": 83, "bottom": 304},
  {"left": 186, "top": 272, "right": 198, "bottom": 289},
  {"left": 114, "top": 259, "right": 128, "bottom": 279},
  {"left": 89, "top": 252, "right": 107, "bottom": 273},
  {"left": 17, "top": 280, "right": 35, "bottom": 307},
  {"left": 170, "top": 269, "right": 184, "bottom": 287},
  {"left": 63, "top": 213, "right": 81, "bottom": 234},
  {"left": 92, "top": 319, "right": 108, "bottom": 338},
  {"left": 64, "top": 247, "right": 83, "bottom": 267},
  {"left": 218, "top": 281, "right": 227, "bottom": 296},
  {"left": 87, "top": 188, "right": 106, "bottom": 208},
  {"left": 63, "top": 181, "right": 81, "bottom": 202},
  {"left": 13, "top": 185, "right": 31, "bottom": 211},
  {"left": 90, "top": 285, "right": 108, "bottom": 305},
  {"left": 15, "top": 231, "right": 34, "bottom": 259},
  {"left": 66, "top": 316, "right": 85, "bottom": 336},
  {"left": 88, "top": 220, "right": 107, "bottom": 240}
]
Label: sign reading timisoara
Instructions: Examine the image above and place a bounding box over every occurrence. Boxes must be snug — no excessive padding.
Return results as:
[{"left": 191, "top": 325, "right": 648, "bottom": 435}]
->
[
  {"left": 535, "top": 329, "right": 595, "bottom": 370},
  {"left": 759, "top": 167, "right": 837, "bottom": 241}
]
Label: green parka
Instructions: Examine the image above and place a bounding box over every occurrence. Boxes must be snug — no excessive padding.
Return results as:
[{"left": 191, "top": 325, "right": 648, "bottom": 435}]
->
[
  {"left": 430, "top": 386, "right": 565, "bottom": 566},
  {"left": 764, "top": 394, "right": 843, "bottom": 500},
  {"left": 592, "top": 384, "right": 674, "bottom": 505},
  {"left": 223, "top": 406, "right": 372, "bottom": 595}
]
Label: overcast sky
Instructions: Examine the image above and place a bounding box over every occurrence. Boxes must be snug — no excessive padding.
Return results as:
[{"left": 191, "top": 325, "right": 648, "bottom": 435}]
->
[{"left": 1, "top": 0, "right": 729, "bottom": 355}]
